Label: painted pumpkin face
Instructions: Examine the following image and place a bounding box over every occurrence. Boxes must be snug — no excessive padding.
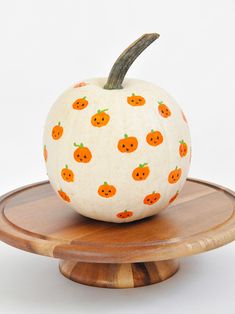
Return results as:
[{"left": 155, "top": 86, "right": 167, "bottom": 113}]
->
[
  {"left": 58, "top": 189, "right": 70, "bottom": 202},
  {"left": 91, "top": 109, "right": 110, "bottom": 127},
  {"left": 52, "top": 122, "right": 63, "bottom": 140},
  {"left": 169, "top": 191, "right": 179, "bottom": 204},
  {"left": 72, "top": 97, "right": 88, "bottom": 110},
  {"left": 181, "top": 110, "right": 187, "bottom": 123},
  {"left": 117, "top": 210, "right": 133, "bottom": 219},
  {"left": 73, "top": 143, "right": 92, "bottom": 163},
  {"left": 132, "top": 163, "right": 150, "bottom": 181},
  {"left": 158, "top": 101, "right": 171, "bottom": 118},
  {"left": 98, "top": 182, "right": 116, "bottom": 198},
  {"left": 179, "top": 140, "right": 188, "bottom": 157},
  {"left": 146, "top": 130, "right": 163, "bottom": 146},
  {"left": 127, "top": 93, "right": 146, "bottom": 106},
  {"left": 168, "top": 167, "right": 182, "bottom": 184},
  {"left": 43, "top": 145, "right": 48, "bottom": 162},
  {"left": 61, "top": 165, "right": 74, "bottom": 182},
  {"left": 144, "top": 191, "right": 161, "bottom": 205},
  {"left": 118, "top": 134, "right": 138, "bottom": 153},
  {"left": 74, "top": 82, "right": 88, "bottom": 88}
]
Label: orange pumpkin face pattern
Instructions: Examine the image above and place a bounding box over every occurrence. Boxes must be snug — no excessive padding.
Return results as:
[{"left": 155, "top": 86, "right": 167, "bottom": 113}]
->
[
  {"left": 179, "top": 140, "right": 188, "bottom": 157},
  {"left": 143, "top": 191, "right": 161, "bottom": 205},
  {"left": 73, "top": 143, "right": 92, "bottom": 163},
  {"left": 127, "top": 93, "right": 146, "bottom": 106},
  {"left": 158, "top": 101, "right": 171, "bottom": 118},
  {"left": 132, "top": 163, "right": 150, "bottom": 181},
  {"left": 73, "top": 82, "right": 88, "bottom": 88},
  {"left": 118, "top": 134, "right": 138, "bottom": 153},
  {"left": 91, "top": 109, "right": 110, "bottom": 127},
  {"left": 61, "top": 164, "right": 74, "bottom": 182},
  {"left": 168, "top": 167, "right": 182, "bottom": 184},
  {"left": 169, "top": 191, "right": 179, "bottom": 204},
  {"left": 43, "top": 145, "right": 48, "bottom": 162},
  {"left": 146, "top": 129, "right": 163, "bottom": 146},
  {"left": 52, "top": 122, "right": 63, "bottom": 140},
  {"left": 181, "top": 110, "right": 188, "bottom": 123},
  {"left": 116, "top": 210, "right": 133, "bottom": 219},
  {"left": 98, "top": 182, "right": 116, "bottom": 198},
  {"left": 72, "top": 97, "right": 88, "bottom": 110},
  {"left": 58, "top": 189, "right": 70, "bottom": 202}
]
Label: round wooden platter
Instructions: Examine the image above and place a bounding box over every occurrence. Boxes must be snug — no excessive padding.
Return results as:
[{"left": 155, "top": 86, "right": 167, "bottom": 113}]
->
[{"left": 0, "top": 178, "right": 234, "bottom": 289}]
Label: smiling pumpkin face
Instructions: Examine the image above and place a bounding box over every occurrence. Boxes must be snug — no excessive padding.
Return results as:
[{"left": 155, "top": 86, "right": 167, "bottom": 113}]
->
[
  {"left": 61, "top": 165, "right": 74, "bottom": 182},
  {"left": 158, "top": 101, "right": 171, "bottom": 118},
  {"left": 168, "top": 167, "right": 182, "bottom": 184},
  {"left": 146, "top": 129, "right": 163, "bottom": 146},
  {"left": 91, "top": 109, "right": 110, "bottom": 127},
  {"left": 98, "top": 182, "right": 116, "bottom": 198},
  {"left": 73, "top": 143, "right": 92, "bottom": 163},
  {"left": 72, "top": 97, "right": 88, "bottom": 110},
  {"left": 118, "top": 134, "right": 138, "bottom": 153},
  {"left": 143, "top": 191, "right": 161, "bottom": 205},
  {"left": 52, "top": 122, "right": 63, "bottom": 140},
  {"left": 132, "top": 163, "right": 150, "bottom": 181},
  {"left": 127, "top": 93, "right": 146, "bottom": 106}
]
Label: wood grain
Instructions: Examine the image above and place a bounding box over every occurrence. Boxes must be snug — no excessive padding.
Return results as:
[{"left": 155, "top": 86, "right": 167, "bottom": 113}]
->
[
  {"left": 0, "top": 178, "right": 234, "bottom": 288},
  {"left": 59, "top": 259, "right": 179, "bottom": 288},
  {"left": 0, "top": 178, "right": 234, "bottom": 263}
]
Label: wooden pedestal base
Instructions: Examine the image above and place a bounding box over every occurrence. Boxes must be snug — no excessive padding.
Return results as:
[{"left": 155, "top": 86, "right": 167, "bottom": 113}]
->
[
  {"left": 0, "top": 179, "right": 235, "bottom": 289},
  {"left": 59, "top": 259, "right": 180, "bottom": 288}
]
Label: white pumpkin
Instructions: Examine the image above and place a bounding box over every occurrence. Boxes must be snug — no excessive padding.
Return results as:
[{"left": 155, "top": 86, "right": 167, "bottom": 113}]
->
[{"left": 43, "top": 34, "right": 191, "bottom": 223}]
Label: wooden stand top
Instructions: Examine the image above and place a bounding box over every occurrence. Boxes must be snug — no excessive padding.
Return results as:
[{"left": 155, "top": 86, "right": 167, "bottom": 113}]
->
[{"left": 0, "top": 178, "right": 234, "bottom": 263}]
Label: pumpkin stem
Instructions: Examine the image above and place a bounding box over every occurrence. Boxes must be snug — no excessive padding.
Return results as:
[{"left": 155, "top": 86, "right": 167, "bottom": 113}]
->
[
  {"left": 65, "top": 164, "right": 68, "bottom": 168},
  {"left": 104, "top": 181, "right": 108, "bottom": 185},
  {"left": 58, "top": 121, "right": 61, "bottom": 126},
  {"left": 103, "top": 33, "right": 160, "bottom": 90},
  {"left": 158, "top": 101, "right": 163, "bottom": 104},
  {"left": 139, "top": 163, "right": 148, "bottom": 168},
  {"left": 124, "top": 134, "right": 128, "bottom": 139}
]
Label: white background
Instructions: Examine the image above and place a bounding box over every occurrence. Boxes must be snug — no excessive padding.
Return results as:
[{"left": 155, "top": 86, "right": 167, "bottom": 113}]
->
[{"left": 0, "top": 0, "right": 235, "bottom": 313}]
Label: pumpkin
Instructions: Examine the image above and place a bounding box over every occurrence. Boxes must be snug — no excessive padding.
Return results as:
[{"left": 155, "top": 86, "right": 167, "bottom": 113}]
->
[
  {"left": 179, "top": 140, "right": 188, "bottom": 157},
  {"left": 144, "top": 191, "right": 161, "bottom": 205},
  {"left": 72, "top": 97, "right": 88, "bottom": 110},
  {"left": 98, "top": 181, "right": 116, "bottom": 198},
  {"left": 61, "top": 164, "right": 74, "bottom": 182},
  {"left": 58, "top": 189, "right": 70, "bottom": 202},
  {"left": 43, "top": 33, "right": 191, "bottom": 223},
  {"left": 73, "top": 143, "right": 92, "bottom": 163},
  {"left": 132, "top": 163, "right": 150, "bottom": 181},
  {"left": 118, "top": 134, "right": 138, "bottom": 153},
  {"left": 117, "top": 210, "right": 133, "bottom": 219},
  {"left": 146, "top": 129, "right": 163, "bottom": 146},
  {"left": 43, "top": 145, "right": 48, "bottom": 162},
  {"left": 127, "top": 93, "right": 146, "bottom": 106},
  {"left": 158, "top": 101, "right": 171, "bottom": 118},
  {"left": 169, "top": 191, "right": 179, "bottom": 204},
  {"left": 52, "top": 122, "right": 63, "bottom": 140},
  {"left": 91, "top": 109, "right": 110, "bottom": 127},
  {"left": 168, "top": 167, "right": 182, "bottom": 184}
]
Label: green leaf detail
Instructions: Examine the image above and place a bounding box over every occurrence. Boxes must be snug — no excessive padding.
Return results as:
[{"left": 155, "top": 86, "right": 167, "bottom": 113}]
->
[
  {"left": 139, "top": 163, "right": 148, "bottom": 168},
  {"left": 124, "top": 134, "right": 128, "bottom": 138},
  {"left": 132, "top": 93, "right": 135, "bottom": 96},
  {"left": 65, "top": 164, "right": 68, "bottom": 168},
  {"left": 158, "top": 101, "right": 163, "bottom": 105},
  {"left": 104, "top": 182, "right": 108, "bottom": 185}
]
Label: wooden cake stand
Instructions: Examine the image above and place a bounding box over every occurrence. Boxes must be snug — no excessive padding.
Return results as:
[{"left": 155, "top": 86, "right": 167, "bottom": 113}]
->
[{"left": 0, "top": 178, "right": 234, "bottom": 288}]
